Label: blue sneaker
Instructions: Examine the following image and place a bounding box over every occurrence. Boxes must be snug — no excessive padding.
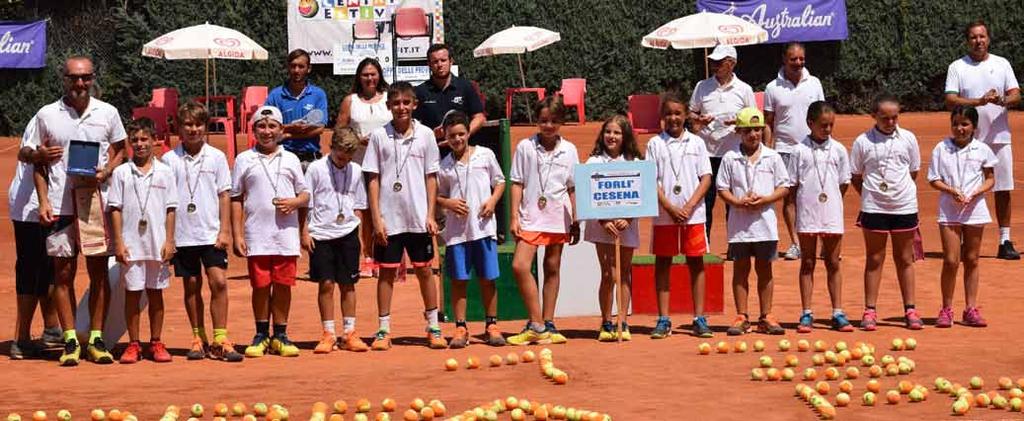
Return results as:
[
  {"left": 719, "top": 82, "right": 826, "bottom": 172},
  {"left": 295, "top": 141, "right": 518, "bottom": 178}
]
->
[
  {"left": 798, "top": 313, "right": 814, "bottom": 333},
  {"left": 832, "top": 312, "right": 854, "bottom": 332},
  {"left": 692, "top": 316, "right": 713, "bottom": 338},
  {"left": 651, "top": 317, "right": 672, "bottom": 339}
]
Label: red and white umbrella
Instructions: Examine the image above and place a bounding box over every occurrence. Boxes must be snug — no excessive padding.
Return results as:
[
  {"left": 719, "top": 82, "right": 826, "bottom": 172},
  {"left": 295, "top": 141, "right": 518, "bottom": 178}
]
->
[
  {"left": 142, "top": 22, "right": 268, "bottom": 98},
  {"left": 642, "top": 12, "right": 768, "bottom": 50},
  {"left": 473, "top": 26, "right": 560, "bottom": 89}
]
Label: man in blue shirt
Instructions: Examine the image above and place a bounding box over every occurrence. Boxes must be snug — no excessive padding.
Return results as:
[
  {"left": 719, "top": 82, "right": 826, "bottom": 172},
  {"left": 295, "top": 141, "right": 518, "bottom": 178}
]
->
[{"left": 265, "top": 49, "right": 328, "bottom": 167}]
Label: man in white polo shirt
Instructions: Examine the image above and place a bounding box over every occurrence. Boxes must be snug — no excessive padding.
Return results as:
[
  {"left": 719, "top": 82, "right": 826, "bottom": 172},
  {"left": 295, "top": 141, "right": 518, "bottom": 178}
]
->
[
  {"left": 690, "top": 45, "right": 759, "bottom": 244},
  {"left": 764, "top": 42, "right": 826, "bottom": 260},
  {"left": 30, "top": 56, "right": 126, "bottom": 366},
  {"left": 945, "top": 20, "right": 1021, "bottom": 260}
]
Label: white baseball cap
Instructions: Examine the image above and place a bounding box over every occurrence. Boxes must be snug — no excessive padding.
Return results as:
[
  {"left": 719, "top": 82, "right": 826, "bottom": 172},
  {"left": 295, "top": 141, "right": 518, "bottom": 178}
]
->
[
  {"left": 708, "top": 45, "right": 737, "bottom": 61},
  {"left": 250, "top": 105, "right": 283, "bottom": 127}
]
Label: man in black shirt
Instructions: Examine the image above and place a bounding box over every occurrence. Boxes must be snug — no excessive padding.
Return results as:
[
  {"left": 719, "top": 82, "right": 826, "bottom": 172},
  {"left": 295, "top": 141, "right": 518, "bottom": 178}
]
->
[{"left": 414, "top": 43, "right": 486, "bottom": 148}]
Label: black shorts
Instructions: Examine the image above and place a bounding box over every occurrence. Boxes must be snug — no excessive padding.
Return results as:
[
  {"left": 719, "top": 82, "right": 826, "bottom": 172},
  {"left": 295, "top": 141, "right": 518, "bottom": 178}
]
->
[
  {"left": 13, "top": 220, "right": 53, "bottom": 296},
  {"left": 374, "top": 232, "right": 434, "bottom": 267},
  {"left": 309, "top": 230, "right": 361, "bottom": 284},
  {"left": 857, "top": 212, "right": 919, "bottom": 233},
  {"left": 172, "top": 245, "right": 228, "bottom": 278}
]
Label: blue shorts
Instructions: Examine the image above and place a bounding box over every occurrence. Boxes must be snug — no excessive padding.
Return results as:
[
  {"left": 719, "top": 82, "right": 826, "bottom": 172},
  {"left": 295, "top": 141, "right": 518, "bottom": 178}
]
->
[{"left": 445, "top": 237, "right": 499, "bottom": 281}]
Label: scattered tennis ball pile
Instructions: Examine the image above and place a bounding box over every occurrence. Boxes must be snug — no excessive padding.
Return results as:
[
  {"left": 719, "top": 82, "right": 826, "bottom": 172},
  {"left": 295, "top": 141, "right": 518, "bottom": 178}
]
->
[
  {"left": 442, "top": 348, "right": 568, "bottom": 386},
  {"left": 936, "top": 375, "right": 1024, "bottom": 416},
  {"left": 444, "top": 396, "right": 611, "bottom": 421},
  {"left": 5, "top": 408, "right": 140, "bottom": 421}
]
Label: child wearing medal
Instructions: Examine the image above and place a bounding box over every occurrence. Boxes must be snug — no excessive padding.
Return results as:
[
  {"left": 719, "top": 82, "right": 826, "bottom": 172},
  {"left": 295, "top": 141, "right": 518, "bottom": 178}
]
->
[
  {"left": 362, "top": 82, "right": 446, "bottom": 350},
  {"left": 927, "top": 106, "right": 997, "bottom": 328},
  {"left": 507, "top": 96, "right": 580, "bottom": 346},
  {"left": 645, "top": 93, "right": 714, "bottom": 339},
  {"left": 787, "top": 101, "right": 854, "bottom": 333},
  {"left": 436, "top": 111, "right": 507, "bottom": 348},
  {"left": 163, "top": 101, "right": 242, "bottom": 362},
  {"left": 717, "top": 107, "right": 790, "bottom": 336},
  {"left": 850, "top": 94, "right": 923, "bottom": 331},
  {"left": 231, "top": 106, "right": 310, "bottom": 357},
  {"left": 108, "top": 118, "right": 178, "bottom": 363},
  {"left": 301, "top": 127, "right": 371, "bottom": 352},
  {"left": 586, "top": 114, "right": 644, "bottom": 341}
]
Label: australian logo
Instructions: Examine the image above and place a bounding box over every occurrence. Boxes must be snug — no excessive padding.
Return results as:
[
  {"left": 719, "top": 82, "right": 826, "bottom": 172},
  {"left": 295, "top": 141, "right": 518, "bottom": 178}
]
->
[
  {"left": 0, "top": 31, "right": 34, "bottom": 54},
  {"left": 722, "top": 3, "right": 834, "bottom": 39}
]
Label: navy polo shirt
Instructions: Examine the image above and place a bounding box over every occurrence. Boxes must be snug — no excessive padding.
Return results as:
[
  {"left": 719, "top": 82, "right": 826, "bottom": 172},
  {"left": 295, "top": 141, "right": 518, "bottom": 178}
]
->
[
  {"left": 413, "top": 76, "right": 484, "bottom": 130},
  {"left": 264, "top": 82, "right": 329, "bottom": 155}
]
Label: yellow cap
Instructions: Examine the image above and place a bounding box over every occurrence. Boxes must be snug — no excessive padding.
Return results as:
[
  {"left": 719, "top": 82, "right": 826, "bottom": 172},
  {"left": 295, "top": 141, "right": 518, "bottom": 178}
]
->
[{"left": 735, "top": 107, "right": 765, "bottom": 128}]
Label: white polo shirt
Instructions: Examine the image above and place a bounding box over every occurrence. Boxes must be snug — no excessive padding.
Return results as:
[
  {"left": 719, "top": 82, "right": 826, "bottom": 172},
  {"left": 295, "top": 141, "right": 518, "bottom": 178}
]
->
[
  {"left": 689, "top": 74, "right": 757, "bottom": 157},
  {"left": 107, "top": 159, "right": 178, "bottom": 262},
  {"left": 763, "top": 68, "right": 826, "bottom": 154},
  {"left": 305, "top": 157, "right": 367, "bottom": 241},
  {"left": 438, "top": 146, "right": 505, "bottom": 245},
  {"left": 362, "top": 120, "right": 440, "bottom": 236},
  {"left": 645, "top": 131, "right": 713, "bottom": 226},
  {"left": 716, "top": 144, "right": 790, "bottom": 243},
  {"left": 509, "top": 135, "right": 578, "bottom": 234},
  {"left": 162, "top": 143, "right": 231, "bottom": 247},
  {"left": 927, "top": 138, "right": 998, "bottom": 225},
  {"left": 583, "top": 153, "right": 640, "bottom": 248},
  {"left": 231, "top": 147, "right": 308, "bottom": 257},
  {"left": 788, "top": 136, "right": 851, "bottom": 234},
  {"left": 8, "top": 117, "right": 39, "bottom": 222},
  {"left": 25, "top": 97, "right": 127, "bottom": 216},
  {"left": 850, "top": 127, "right": 921, "bottom": 214},
  {"left": 944, "top": 54, "right": 1019, "bottom": 145}
]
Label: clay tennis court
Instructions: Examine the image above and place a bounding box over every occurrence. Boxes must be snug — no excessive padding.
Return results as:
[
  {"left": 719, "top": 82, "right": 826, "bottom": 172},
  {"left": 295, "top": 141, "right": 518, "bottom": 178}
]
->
[{"left": 2, "top": 113, "right": 1024, "bottom": 420}]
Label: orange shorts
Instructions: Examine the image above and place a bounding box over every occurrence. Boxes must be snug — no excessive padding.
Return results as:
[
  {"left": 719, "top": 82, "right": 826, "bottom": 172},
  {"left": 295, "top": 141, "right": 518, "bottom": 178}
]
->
[
  {"left": 247, "top": 255, "right": 297, "bottom": 288},
  {"left": 517, "top": 231, "right": 569, "bottom": 246},
  {"left": 652, "top": 224, "right": 707, "bottom": 257}
]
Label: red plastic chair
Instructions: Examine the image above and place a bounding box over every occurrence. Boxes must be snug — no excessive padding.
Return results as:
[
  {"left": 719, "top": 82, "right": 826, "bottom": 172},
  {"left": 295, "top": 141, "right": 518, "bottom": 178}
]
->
[
  {"left": 148, "top": 88, "right": 179, "bottom": 132},
  {"left": 394, "top": 7, "right": 430, "bottom": 37},
  {"left": 627, "top": 94, "right": 661, "bottom": 134},
  {"left": 557, "top": 78, "right": 587, "bottom": 124},
  {"left": 240, "top": 86, "right": 269, "bottom": 148},
  {"left": 754, "top": 91, "right": 765, "bottom": 111},
  {"left": 131, "top": 106, "right": 172, "bottom": 152}
]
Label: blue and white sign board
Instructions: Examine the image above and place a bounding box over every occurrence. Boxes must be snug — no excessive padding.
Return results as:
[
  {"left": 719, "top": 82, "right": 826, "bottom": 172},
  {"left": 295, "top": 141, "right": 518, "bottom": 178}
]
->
[{"left": 574, "top": 161, "right": 659, "bottom": 220}]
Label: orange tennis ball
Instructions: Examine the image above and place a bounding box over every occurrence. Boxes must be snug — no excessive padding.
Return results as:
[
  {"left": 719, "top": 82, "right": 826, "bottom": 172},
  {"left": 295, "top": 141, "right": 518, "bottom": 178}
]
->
[
  {"left": 846, "top": 367, "right": 860, "bottom": 379},
  {"left": 838, "top": 380, "right": 854, "bottom": 394},
  {"left": 505, "top": 352, "right": 520, "bottom": 365},
  {"left": 31, "top": 412, "right": 45, "bottom": 421},
  {"left": 796, "top": 339, "right": 810, "bottom": 352},
  {"left": 697, "top": 342, "right": 712, "bottom": 354},
  {"left": 824, "top": 367, "right": 840, "bottom": 381},
  {"left": 803, "top": 368, "right": 818, "bottom": 381},
  {"left": 409, "top": 398, "right": 425, "bottom": 411},
  {"left": 466, "top": 356, "right": 480, "bottom": 369},
  {"left": 489, "top": 354, "right": 503, "bottom": 367},
  {"left": 402, "top": 409, "right": 418, "bottom": 421},
  {"left": 332, "top": 401, "right": 348, "bottom": 414},
  {"left": 419, "top": 407, "right": 434, "bottom": 421},
  {"left": 356, "top": 398, "right": 371, "bottom": 413},
  {"left": 816, "top": 381, "right": 831, "bottom": 395},
  {"left": 381, "top": 398, "right": 397, "bottom": 413},
  {"left": 533, "top": 406, "right": 548, "bottom": 421},
  {"left": 329, "top": 415, "right": 343, "bottom": 421},
  {"left": 89, "top": 410, "right": 105, "bottom": 421},
  {"left": 898, "top": 380, "right": 914, "bottom": 394},
  {"left": 716, "top": 341, "right": 730, "bottom": 353},
  {"left": 107, "top": 410, "right": 123, "bottom": 421},
  {"left": 553, "top": 371, "right": 568, "bottom": 384},
  {"left": 886, "top": 390, "right": 901, "bottom": 404},
  {"left": 521, "top": 350, "right": 536, "bottom": 362},
  {"left": 445, "top": 358, "right": 459, "bottom": 371}
]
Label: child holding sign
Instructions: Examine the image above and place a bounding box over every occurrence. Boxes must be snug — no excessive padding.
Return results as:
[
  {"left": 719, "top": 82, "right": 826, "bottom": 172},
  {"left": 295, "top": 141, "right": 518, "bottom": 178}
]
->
[
  {"left": 927, "top": 106, "right": 996, "bottom": 328},
  {"left": 508, "top": 96, "right": 580, "bottom": 346},
  {"left": 717, "top": 107, "right": 790, "bottom": 336},
  {"left": 645, "top": 94, "right": 714, "bottom": 339},
  {"left": 437, "top": 112, "right": 507, "bottom": 348},
  {"left": 585, "top": 115, "right": 642, "bottom": 341}
]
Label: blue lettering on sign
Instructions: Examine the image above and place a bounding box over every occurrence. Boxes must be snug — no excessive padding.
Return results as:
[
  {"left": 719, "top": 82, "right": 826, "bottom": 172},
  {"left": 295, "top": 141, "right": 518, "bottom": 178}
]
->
[
  {"left": 593, "top": 191, "right": 640, "bottom": 201},
  {"left": 596, "top": 180, "right": 634, "bottom": 190}
]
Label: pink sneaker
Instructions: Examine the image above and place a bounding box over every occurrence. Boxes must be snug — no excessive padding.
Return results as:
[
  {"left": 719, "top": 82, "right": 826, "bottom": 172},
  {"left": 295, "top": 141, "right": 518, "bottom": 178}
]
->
[
  {"left": 860, "top": 309, "right": 878, "bottom": 331},
  {"left": 962, "top": 307, "right": 988, "bottom": 327},
  {"left": 905, "top": 308, "right": 923, "bottom": 330},
  {"left": 935, "top": 306, "right": 954, "bottom": 328}
]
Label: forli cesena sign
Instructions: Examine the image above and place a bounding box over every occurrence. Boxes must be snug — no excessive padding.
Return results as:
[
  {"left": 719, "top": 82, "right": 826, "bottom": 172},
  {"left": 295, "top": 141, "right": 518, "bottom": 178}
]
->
[
  {"left": 0, "top": 20, "right": 46, "bottom": 68},
  {"left": 697, "top": 0, "right": 848, "bottom": 43}
]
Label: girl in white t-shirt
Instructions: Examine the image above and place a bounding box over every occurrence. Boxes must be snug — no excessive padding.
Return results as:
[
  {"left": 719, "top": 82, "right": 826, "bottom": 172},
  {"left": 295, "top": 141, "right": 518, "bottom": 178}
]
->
[
  {"left": 584, "top": 115, "right": 641, "bottom": 342},
  {"left": 508, "top": 96, "right": 580, "bottom": 346},
  {"left": 927, "top": 106, "right": 997, "bottom": 328},
  {"left": 850, "top": 95, "right": 923, "bottom": 331}
]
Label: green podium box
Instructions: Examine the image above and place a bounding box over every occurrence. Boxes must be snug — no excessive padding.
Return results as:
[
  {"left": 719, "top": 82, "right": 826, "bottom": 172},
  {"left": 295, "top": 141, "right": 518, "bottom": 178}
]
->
[{"left": 441, "top": 243, "right": 532, "bottom": 322}]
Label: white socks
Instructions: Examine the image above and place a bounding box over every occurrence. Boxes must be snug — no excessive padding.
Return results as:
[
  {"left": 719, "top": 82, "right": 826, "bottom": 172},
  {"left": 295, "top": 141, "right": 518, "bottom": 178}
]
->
[
  {"left": 1000, "top": 227, "right": 1011, "bottom": 243},
  {"left": 378, "top": 314, "right": 391, "bottom": 332},
  {"left": 322, "top": 320, "right": 335, "bottom": 335},
  {"left": 343, "top": 317, "right": 356, "bottom": 334},
  {"left": 424, "top": 308, "right": 439, "bottom": 327}
]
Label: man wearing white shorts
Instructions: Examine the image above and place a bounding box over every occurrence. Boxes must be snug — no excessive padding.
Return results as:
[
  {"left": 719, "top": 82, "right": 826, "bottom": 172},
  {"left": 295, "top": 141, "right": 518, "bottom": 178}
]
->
[{"left": 944, "top": 20, "right": 1021, "bottom": 259}]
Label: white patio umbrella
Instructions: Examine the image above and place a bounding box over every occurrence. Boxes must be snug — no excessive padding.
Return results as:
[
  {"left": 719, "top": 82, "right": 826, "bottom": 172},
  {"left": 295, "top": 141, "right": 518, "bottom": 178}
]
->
[
  {"left": 142, "top": 22, "right": 268, "bottom": 99},
  {"left": 474, "top": 25, "right": 560, "bottom": 90},
  {"left": 642, "top": 12, "right": 768, "bottom": 76}
]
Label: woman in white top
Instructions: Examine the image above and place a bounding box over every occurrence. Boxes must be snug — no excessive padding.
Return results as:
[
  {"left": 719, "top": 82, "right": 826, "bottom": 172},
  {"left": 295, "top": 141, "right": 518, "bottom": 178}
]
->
[
  {"left": 334, "top": 57, "right": 392, "bottom": 277},
  {"left": 583, "top": 115, "right": 641, "bottom": 342},
  {"left": 927, "top": 106, "right": 997, "bottom": 328}
]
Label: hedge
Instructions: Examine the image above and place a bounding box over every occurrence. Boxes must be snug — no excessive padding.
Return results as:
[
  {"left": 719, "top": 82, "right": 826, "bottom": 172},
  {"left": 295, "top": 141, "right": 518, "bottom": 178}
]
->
[{"left": 1, "top": 0, "right": 1024, "bottom": 135}]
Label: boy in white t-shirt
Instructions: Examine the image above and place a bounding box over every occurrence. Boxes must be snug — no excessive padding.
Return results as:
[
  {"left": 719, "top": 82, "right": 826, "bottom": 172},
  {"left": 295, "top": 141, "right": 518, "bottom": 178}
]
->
[
  {"left": 927, "top": 106, "right": 997, "bottom": 328},
  {"left": 363, "top": 82, "right": 446, "bottom": 350},
  {"left": 108, "top": 119, "right": 177, "bottom": 363},
  {"left": 231, "top": 106, "right": 310, "bottom": 358},
  {"left": 301, "top": 128, "right": 371, "bottom": 353},
  {"left": 436, "top": 111, "right": 507, "bottom": 348},
  {"left": 645, "top": 93, "right": 714, "bottom": 339},
  {"left": 716, "top": 108, "right": 790, "bottom": 336},
  {"left": 850, "top": 95, "right": 923, "bottom": 331},
  {"left": 787, "top": 101, "right": 854, "bottom": 333},
  {"left": 162, "top": 101, "right": 242, "bottom": 362}
]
